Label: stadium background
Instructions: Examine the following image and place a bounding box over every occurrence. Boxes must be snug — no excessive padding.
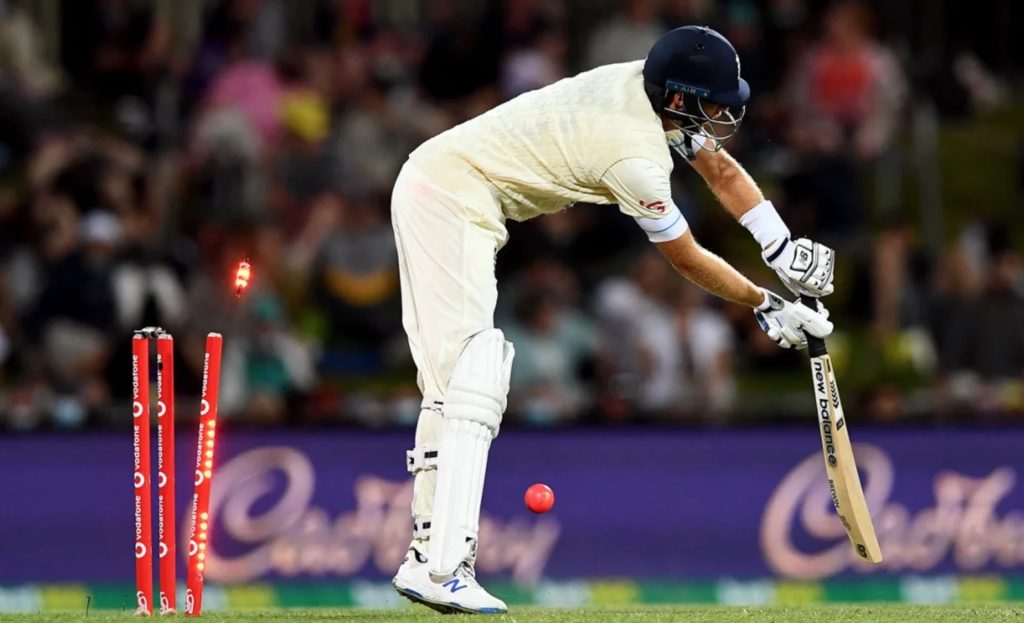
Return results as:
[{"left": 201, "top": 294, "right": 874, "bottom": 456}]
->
[{"left": 0, "top": 0, "right": 1022, "bottom": 613}]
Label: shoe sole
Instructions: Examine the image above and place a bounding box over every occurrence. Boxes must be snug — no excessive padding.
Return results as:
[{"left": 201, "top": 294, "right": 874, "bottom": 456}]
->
[
  {"left": 392, "top": 582, "right": 506, "bottom": 615},
  {"left": 393, "top": 582, "right": 458, "bottom": 615}
]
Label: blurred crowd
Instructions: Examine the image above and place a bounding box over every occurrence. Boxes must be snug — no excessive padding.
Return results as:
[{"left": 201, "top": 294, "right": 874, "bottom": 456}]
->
[{"left": 0, "top": 0, "right": 1020, "bottom": 430}]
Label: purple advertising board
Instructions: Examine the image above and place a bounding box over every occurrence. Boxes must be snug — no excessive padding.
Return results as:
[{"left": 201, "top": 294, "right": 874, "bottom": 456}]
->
[{"left": 1, "top": 428, "right": 1023, "bottom": 584}]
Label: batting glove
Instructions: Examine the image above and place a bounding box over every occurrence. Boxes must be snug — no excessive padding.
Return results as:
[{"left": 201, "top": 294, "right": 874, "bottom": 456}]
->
[
  {"left": 763, "top": 237, "right": 835, "bottom": 298},
  {"left": 754, "top": 289, "right": 833, "bottom": 350}
]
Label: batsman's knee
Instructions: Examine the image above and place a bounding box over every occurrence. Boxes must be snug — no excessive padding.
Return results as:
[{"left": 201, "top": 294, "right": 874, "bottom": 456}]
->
[{"left": 443, "top": 328, "right": 515, "bottom": 437}]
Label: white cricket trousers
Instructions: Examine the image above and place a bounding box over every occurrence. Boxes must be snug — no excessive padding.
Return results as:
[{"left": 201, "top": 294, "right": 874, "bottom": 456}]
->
[{"left": 391, "top": 161, "right": 507, "bottom": 526}]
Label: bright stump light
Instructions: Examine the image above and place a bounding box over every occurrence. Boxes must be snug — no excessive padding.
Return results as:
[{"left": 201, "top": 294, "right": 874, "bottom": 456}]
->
[{"left": 234, "top": 259, "right": 252, "bottom": 297}]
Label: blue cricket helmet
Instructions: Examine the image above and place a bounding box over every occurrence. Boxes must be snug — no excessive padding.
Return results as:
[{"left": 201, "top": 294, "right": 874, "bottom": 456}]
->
[
  {"left": 643, "top": 26, "right": 748, "bottom": 158},
  {"left": 644, "top": 25, "right": 749, "bottom": 108}
]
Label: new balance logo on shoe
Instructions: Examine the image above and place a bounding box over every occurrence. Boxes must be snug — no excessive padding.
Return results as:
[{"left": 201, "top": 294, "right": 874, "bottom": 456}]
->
[{"left": 442, "top": 578, "right": 468, "bottom": 593}]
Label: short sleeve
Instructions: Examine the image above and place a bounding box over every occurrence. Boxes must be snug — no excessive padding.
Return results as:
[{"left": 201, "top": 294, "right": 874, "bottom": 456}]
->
[{"left": 602, "top": 157, "right": 688, "bottom": 243}]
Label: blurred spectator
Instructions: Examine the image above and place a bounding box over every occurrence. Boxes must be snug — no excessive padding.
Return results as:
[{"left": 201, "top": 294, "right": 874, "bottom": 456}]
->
[
  {"left": 418, "top": 0, "right": 500, "bottom": 104},
  {"left": 670, "top": 287, "right": 737, "bottom": 419},
  {"left": 584, "top": 0, "right": 662, "bottom": 68},
  {"left": 977, "top": 246, "right": 1024, "bottom": 376},
  {"left": 593, "top": 251, "right": 736, "bottom": 420},
  {"left": 505, "top": 290, "right": 597, "bottom": 425},
  {"left": 502, "top": 26, "right": 567, "bottom": 99},
  {"left": 201, "top": 58, "right": 284, "bottom": 153},
  {"left": 25, "top": 211, "right": 126, "bottom": 427},
  {"left": 313, "top": 196, "right": 399, "bottom": 351},
  {"left": 60, "top": 0, "right": 172, "bottom": 145},
  {"left": 330, "top": 73, "right": 419, "bottom": 202},
  {"left": 593, "top": 251, "right": 683, "bottom": 415},
  {"left": 871, "top": 221, "right": 912, "bottom": 337},
  {"left": 720, "top": 2, "right": 773, "bottom": 96},
  {"left": 931, "top": 227, "right": 1024, "bottom": 415},
  {"left": 273, "top": 86, "right": 335, "bottom": 227},
  {"left": 782, "top": 1, "right": 907, "bottom": 237},
  {"left": 930, "top": 242, "right": 982, "bottom": 380},
  {"left": 219, "top": 295, "right": 316, "bottom": 424},
  {"left": 787, "top": 2, "right": 906, "bottom": 160},
  {"left": 0, "top": 2, "right": 61, "bottom": 100}
]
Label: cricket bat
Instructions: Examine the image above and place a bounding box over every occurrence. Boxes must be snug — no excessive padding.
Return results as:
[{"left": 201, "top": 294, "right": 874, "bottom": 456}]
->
[{"left": 801, "top": 295, "right": 883, "bottom": 564}]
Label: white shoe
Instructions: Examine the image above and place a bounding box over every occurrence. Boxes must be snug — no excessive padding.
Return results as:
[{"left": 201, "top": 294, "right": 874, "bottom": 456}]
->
[
  {"left": 392, "top": 546, "right": 507, "bottom": 614},
  {"left": 393, "top": 546, "right": 455, "bottom": 614}
]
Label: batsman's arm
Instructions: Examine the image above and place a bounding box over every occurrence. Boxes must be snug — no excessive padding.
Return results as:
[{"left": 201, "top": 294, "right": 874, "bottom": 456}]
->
[
  {"left": 687, "top": 148, "right": 766, "bottom": 223},
  {"left": 599, "top": 158, "right": 765, "bottom": 307},
  {"left": 688, "top": 147, "right": 836, "bottom": 299},
  {"left": 656, "top": 230, "right": 765, "bottom": 308},
  {"left": 688, "top": 148, "right": 791, "bottom": 252},
  {"left": 600, "top": 158, "right": 803, "bottom": 311}
]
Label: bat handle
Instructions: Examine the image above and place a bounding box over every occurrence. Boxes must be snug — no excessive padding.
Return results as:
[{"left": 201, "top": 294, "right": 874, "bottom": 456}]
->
[{"left": 800, "top": 294, "right": 829, "bottom": 357}]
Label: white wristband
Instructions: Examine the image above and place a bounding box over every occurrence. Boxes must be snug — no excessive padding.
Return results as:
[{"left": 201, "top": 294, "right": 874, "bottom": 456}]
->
[{"left": 739, "top": 200, "right": 790, "bottom": 250}]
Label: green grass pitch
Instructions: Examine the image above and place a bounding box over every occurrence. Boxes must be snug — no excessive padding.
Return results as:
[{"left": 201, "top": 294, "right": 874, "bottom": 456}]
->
[{"left": 0, "top": 606, "right": 1022, "bottom": 622}]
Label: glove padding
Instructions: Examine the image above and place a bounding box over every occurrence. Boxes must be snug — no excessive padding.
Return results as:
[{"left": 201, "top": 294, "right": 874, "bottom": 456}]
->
[
  {"left": 754, "top": 290, "right": 833, "bottom": 350},
  {"left": 763, "top": 237, "right": 835, "bottom": 297}
]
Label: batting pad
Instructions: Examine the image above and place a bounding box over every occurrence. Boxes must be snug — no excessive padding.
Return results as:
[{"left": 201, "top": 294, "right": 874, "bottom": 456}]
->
[
  {"left": 429, "top": 418, "right": 494, "bottom": 575},
  {"left": 428, "top": 329, "right": 514, "bottom": 576}
]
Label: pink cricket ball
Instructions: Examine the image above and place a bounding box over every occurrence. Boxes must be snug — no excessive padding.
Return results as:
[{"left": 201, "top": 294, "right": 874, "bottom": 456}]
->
[{"left": 524, "top": 483, "right": 555, "bottom": 514}]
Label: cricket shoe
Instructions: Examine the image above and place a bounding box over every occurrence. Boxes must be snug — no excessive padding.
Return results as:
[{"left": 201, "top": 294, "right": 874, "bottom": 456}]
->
[{"left": 392, "top": 547, "right": 507, "bottom": 614}]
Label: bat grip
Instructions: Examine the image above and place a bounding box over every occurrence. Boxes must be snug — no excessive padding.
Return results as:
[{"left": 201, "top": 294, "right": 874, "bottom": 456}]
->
[{"left": 800, "top": 295, "right": 829, "bottom": 357}]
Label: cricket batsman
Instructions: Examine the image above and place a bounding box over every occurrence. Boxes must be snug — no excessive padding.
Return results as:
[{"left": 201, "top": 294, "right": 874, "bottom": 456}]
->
[{"left": 391, "top": 26, "right": 835, "bottom": 613}]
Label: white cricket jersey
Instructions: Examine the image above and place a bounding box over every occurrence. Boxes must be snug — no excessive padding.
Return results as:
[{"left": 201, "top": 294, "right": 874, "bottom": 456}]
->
[{"left": 407, "top": 61, "right": 688, "bottom": 242}]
